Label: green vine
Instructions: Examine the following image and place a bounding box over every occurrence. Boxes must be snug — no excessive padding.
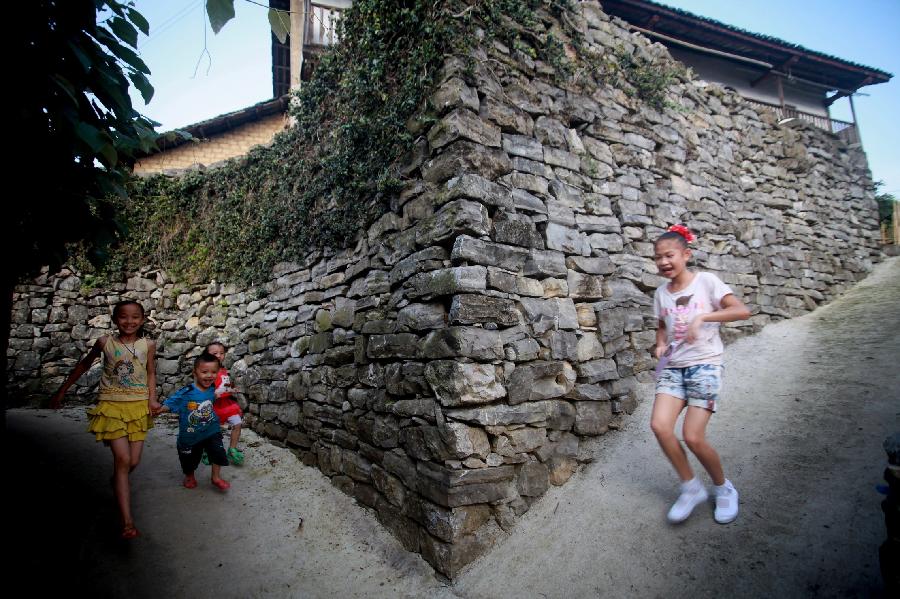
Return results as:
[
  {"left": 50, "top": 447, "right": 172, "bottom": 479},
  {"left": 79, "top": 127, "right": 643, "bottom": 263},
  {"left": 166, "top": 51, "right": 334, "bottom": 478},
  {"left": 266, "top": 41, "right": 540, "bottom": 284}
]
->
[
  {"left": 123, "top": 0, "right": 456, "bottom": 284},
  {"left": 90, "top": 0, "right": 677, "bottom": 285},
  {"left": 614, "top": 48, "right": 681, "bottom": 110}
]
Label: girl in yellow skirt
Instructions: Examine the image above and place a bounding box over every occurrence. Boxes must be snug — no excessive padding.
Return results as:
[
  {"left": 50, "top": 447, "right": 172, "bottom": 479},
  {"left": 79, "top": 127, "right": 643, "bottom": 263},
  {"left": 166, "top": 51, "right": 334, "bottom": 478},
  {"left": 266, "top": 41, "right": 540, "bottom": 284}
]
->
[{"left": 51, "top": 300, "right": 160, "bottom": 539}]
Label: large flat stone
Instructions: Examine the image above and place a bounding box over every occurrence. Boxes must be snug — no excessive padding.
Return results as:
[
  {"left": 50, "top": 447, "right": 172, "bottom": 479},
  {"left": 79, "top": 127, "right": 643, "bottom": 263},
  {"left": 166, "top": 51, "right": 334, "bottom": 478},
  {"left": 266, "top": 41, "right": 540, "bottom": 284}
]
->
[
  {"left": 508, "top": 360, "right": 577, "bottom": 404},
  {"left": 409, "top": 266, "right": 487, "bottom": 299},
  {"left": 422, "top": 327, "right": 504, "bottom": 360},
  {"left": 449, "top": 293, "right": 520, "bottom": 326},
  {"left": 451, "top": 235, "right": 530, "bottom": 271},
  {"left": 425, "top": 360, "right": 506, "bottom": 407}
]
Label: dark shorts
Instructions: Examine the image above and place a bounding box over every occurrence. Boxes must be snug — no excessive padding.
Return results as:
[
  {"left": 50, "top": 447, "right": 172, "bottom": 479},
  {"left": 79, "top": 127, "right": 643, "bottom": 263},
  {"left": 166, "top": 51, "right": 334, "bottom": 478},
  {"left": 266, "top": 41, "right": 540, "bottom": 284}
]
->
[{"left": 177, "top": 433, "right": 228, "bottom": 474}]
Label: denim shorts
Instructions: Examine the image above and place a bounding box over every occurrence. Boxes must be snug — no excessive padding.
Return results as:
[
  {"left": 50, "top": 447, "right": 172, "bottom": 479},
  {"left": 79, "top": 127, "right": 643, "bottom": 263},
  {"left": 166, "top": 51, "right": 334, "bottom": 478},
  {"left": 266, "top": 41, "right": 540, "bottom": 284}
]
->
[{"left": 655, "top": 364, "right": 723, "bottom": 412}]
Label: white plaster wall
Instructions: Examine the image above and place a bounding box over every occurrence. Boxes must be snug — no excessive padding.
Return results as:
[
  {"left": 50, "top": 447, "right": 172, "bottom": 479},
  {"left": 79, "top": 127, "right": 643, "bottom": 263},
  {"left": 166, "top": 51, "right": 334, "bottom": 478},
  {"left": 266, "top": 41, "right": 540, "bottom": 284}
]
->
[{"left": 669, "top": 47, "right": 829, "bottom": 117}]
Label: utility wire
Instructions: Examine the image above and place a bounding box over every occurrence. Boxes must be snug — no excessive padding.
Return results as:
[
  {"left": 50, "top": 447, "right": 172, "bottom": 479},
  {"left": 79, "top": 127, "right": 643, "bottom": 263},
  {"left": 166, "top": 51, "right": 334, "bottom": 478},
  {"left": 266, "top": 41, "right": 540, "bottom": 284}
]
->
[
  {"left": 243, "top": 0, "right": 278, "bottom": 9},
  {"left": 138, "top": 0, "right": 204, "bottom": 50},
  {"left": 149, "top": 0, "right": 202, "bottom": 36}
]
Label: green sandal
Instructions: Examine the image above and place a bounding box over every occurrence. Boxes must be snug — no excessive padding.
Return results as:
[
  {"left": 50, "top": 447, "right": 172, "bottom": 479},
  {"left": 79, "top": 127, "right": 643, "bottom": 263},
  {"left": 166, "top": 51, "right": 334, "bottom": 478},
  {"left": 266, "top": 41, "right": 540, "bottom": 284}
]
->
[
  {"left": 227, "top": 447, "right": 244, "bottom": 466},
  {"left": 201, "top": 451, "right": 209, "bottom": 466}
]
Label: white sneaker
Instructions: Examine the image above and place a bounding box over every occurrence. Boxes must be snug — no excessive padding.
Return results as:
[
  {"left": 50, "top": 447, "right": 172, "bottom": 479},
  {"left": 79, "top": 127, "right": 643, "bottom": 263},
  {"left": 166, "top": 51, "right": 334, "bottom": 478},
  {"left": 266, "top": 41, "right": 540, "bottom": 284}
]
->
[
  {"left": 667, "top": 479, "right": 709, "bottom": 523},
  {"left": 714, "top": 480, "right": 739, "bottom": 524}
]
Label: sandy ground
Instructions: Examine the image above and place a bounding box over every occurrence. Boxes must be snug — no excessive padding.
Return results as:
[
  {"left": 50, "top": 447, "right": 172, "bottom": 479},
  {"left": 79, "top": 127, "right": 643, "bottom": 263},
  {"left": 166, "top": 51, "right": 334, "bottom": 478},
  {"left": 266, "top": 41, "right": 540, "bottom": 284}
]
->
[{"left": 7, "top": 257, "right": 899, "bottom": 598}]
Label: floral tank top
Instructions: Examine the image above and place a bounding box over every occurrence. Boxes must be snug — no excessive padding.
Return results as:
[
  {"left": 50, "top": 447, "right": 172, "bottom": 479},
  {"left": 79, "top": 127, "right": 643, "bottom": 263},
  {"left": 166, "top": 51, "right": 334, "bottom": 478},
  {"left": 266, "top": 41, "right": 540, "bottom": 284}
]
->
[{"left": 98, "top": 336, "right": 150, "bottom": 401}]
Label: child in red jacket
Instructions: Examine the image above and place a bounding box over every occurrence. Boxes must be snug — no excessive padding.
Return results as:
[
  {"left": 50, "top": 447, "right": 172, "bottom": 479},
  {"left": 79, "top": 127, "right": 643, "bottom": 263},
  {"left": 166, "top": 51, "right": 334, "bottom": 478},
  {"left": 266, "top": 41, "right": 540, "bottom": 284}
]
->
[{"left": 205, "top": 342, "right": 244, "bottom": 465}]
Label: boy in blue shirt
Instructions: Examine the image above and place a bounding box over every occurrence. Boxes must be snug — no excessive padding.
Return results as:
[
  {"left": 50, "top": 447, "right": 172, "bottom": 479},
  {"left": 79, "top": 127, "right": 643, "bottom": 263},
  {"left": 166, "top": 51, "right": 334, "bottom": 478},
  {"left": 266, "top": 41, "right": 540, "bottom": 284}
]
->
[{"left": 156, "top": 352, "right": 231, "bottom": 490}]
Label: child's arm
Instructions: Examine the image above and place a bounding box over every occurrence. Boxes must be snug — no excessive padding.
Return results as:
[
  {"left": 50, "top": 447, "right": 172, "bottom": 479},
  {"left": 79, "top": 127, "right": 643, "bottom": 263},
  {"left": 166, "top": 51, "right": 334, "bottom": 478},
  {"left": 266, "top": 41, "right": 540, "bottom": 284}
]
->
[
  {"left": 154, "top": 387, "right": 183, "bottom": 416},
  {"left": 49, "top": 336, "right": 105, "bottom": 408},
  {"left": 687, "top": 294, "right": 751, "bottom": 343},
  {"left": 146, "top": 340, "right": 160, "bottom": 412},
  {"left": 654, "top": 319, "right": 668, "bottom": 359}
]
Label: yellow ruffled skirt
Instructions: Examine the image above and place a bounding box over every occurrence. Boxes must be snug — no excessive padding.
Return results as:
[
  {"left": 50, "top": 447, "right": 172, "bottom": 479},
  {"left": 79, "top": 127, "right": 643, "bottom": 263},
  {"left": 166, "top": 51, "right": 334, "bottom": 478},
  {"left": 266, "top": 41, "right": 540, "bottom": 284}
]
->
[{"left": 87, "top": 400, "right": 153, "bottom": 442}]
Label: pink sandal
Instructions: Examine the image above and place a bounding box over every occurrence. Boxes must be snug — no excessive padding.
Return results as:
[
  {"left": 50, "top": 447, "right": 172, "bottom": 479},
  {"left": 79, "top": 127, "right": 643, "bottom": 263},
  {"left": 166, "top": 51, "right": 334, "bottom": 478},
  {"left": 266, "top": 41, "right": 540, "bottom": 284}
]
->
[
  {"left": 183, "top": 474, "right": 198, "bottom": 489},
  {"left": 211, "top": 478, "right": 230, "bottom": 491}
]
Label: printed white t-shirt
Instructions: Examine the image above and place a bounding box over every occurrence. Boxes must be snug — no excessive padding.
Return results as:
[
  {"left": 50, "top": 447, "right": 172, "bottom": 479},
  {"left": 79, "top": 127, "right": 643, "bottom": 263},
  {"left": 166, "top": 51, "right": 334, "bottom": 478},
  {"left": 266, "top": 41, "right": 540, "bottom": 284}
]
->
[{"left": 653, "top": 271, "right": 733, "bottom": 367}]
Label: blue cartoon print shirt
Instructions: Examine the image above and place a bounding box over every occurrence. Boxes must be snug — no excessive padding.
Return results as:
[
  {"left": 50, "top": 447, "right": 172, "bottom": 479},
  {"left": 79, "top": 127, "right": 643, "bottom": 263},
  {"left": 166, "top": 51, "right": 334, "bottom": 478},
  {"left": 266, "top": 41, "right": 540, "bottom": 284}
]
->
[{"left": 163, "top": 384, "right": 221, "bottom": 446}]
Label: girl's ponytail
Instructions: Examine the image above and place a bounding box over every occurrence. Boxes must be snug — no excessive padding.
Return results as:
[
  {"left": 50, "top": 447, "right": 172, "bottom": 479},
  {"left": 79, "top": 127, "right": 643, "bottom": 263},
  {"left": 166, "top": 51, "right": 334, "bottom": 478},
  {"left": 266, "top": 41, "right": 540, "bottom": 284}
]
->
[
  {"left": 655, "top": 224, "right": 696, "bottom": 248},
  {"left": 666, "top": 224, "right": 695, "bottom": 244}
]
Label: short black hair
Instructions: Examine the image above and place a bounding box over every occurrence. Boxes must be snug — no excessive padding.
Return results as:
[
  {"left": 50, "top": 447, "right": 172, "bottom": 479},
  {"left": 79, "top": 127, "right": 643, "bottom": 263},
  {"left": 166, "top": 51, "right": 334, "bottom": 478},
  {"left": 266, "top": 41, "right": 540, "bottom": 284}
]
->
[
  {"left": 112, "top": 300, "right": 145, "bottom": 319},
  {"left": 193, "top": 351, "right": 220, "bottom": 369}
]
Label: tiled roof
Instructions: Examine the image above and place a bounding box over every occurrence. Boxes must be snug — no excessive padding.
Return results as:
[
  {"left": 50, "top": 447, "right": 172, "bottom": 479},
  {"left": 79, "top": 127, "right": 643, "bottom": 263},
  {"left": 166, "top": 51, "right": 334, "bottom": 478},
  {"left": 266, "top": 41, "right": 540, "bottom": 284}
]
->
[{"left": 601, "top": 0, "right": 892, "bottom": 91}]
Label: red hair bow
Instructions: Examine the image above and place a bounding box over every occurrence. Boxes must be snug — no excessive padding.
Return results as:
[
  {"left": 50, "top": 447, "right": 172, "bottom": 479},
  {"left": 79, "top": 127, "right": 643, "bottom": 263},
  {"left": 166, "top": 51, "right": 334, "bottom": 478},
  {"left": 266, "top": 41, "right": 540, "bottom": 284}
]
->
[{"left": 667, "top": 224, "right": 696, "bottom": 243}]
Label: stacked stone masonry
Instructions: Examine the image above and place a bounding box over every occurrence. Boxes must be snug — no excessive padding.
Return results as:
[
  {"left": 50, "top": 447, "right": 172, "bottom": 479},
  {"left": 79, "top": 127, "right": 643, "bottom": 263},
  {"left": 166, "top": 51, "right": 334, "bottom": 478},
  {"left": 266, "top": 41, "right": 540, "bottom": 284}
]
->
[{"left": 8, "top": 2, "right": 882, "bottom": 577}]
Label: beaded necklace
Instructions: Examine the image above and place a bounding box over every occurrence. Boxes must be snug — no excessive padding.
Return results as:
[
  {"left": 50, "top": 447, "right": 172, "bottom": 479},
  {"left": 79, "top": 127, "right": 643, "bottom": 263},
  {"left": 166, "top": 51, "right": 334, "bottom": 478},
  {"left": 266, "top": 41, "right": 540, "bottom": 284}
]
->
[{"left": 119, "top": 335, "right": 140, "bottom": 359}]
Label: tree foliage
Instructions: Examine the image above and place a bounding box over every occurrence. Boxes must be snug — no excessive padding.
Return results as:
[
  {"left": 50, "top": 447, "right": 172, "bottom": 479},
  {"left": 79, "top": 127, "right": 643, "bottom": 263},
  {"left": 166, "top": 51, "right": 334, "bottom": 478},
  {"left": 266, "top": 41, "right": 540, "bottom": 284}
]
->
[
  {"left": 207, "top": 0, "right": 290, "bottom": 43},
  {"left": 9, "top": 0, "right": 158, "bottom": 285},
  {"left": 875, "top": 182, "right": 896, "bottom": 226},
  {"left": 5, "top": 0, "right": 159, "bottom": 412}
]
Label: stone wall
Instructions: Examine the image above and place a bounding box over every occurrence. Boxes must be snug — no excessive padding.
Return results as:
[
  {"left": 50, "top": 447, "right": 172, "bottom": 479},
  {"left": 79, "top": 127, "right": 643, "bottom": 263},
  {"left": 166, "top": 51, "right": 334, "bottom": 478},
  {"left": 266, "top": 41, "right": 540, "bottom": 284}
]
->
[{"left": 7, "top": 2, "right": 882, "bottom": 576}]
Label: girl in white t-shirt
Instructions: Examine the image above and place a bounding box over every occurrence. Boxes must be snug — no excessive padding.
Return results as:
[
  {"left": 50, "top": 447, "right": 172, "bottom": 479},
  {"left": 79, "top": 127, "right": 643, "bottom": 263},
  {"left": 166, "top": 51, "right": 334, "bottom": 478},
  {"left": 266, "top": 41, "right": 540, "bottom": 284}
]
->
[{"left": 650, "top": 225, "right": 751, "bottom": 525}]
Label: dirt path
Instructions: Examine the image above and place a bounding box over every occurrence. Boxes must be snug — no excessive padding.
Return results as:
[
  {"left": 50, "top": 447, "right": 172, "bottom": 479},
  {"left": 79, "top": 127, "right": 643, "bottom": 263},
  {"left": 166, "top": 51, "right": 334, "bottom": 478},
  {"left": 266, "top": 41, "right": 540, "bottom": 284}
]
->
[
  {"left": 453, "top": 256, "right": 900, "bottom": 598},
  {"left": 7, "top": 257, "right": 898, "bottom": 598},
  {"left": 7, "top": 408, "right": 449, "bottom": 598}
]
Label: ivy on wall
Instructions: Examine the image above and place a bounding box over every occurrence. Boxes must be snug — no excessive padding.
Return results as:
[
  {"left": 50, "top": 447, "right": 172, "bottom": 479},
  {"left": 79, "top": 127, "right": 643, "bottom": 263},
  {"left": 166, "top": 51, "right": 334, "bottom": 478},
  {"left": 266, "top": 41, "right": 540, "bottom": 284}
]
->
[{"left": 91, "top": 0, "right": 679, "bottom": 286}]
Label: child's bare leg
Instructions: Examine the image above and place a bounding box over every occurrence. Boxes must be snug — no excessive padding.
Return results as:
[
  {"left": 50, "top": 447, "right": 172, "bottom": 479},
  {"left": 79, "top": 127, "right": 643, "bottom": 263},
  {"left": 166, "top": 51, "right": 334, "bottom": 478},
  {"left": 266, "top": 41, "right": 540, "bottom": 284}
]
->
[
  {"left": 128, "top": 440, "right": 145, "bottom": 473},
  {"left": 650, "top": 394, "right": 693, "bottom": 481},
  {"left": 212, "top": 463, "right": 224, "bottom": 482},
  {"left": 682, "top": 406, "right": 724, "bottom": 485},
  {"left": 229, "top": 424, "right": 241, "bottom": 450},
  {"left": 109, "top": 437, "right": 134, "bottom": 526}
]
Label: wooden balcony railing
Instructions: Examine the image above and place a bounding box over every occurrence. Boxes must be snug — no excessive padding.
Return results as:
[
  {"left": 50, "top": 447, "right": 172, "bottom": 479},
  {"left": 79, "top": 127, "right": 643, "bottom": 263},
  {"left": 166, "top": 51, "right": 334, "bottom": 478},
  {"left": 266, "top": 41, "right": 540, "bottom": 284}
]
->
[{"left": 743, "top": 98, "right": 858, "bottom": 143}]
